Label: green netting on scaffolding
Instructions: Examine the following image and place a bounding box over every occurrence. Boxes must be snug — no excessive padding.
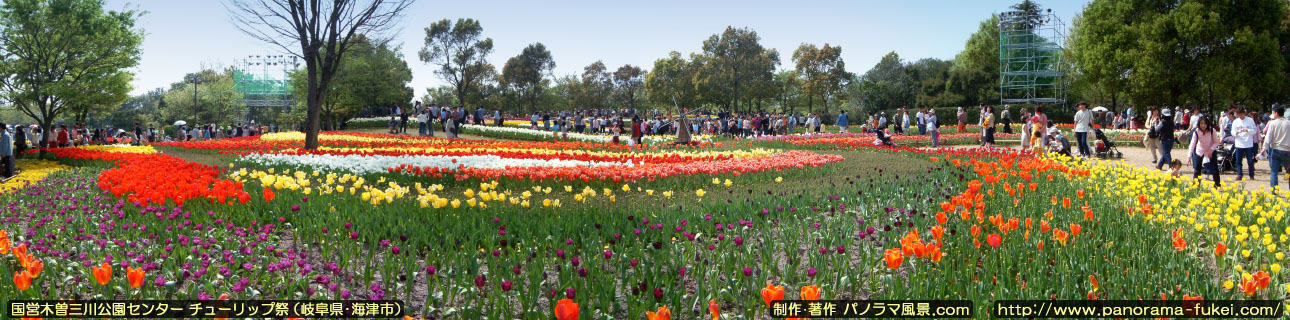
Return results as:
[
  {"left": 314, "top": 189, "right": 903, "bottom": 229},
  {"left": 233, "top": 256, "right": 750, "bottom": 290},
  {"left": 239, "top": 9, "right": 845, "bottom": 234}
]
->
[{"left": 233, "top": 69, "right": 292, "bottom": 96}]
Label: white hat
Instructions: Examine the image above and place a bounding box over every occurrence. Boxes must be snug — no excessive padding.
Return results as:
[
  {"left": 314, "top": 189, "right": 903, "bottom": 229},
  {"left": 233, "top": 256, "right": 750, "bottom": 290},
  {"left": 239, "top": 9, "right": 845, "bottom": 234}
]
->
[
  {"left": 1048, "top": 127, "right": 1060, "bottom": 135},
  {"left": 1161, "top": 108, "right": 1173, "bottom": 117}
]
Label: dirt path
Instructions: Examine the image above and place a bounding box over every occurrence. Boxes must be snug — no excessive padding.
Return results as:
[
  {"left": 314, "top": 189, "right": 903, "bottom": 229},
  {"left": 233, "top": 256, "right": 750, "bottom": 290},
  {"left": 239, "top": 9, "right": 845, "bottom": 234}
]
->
[{"left": 925, "top": 143, "right": 1285, "bottom": 192}]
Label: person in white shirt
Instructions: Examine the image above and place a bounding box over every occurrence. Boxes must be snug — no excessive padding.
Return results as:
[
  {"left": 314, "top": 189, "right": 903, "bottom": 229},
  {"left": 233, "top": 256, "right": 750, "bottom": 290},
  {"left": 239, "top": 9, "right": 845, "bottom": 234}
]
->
[
  {"left": 1231, "top": 108, "right": 1257, "bottom": 180},
  {"left": 1073, "top": 102, "right": 1093, "bottom": 158},
  {"left": 915, "top": 109, "right": 926, "bottom": 135}
]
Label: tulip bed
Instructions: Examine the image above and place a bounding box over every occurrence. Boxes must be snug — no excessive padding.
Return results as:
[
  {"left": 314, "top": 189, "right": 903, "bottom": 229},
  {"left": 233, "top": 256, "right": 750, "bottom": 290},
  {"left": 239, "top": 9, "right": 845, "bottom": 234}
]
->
[{"left": 1, "top": 129, "right": 1286, "bottom": 319}]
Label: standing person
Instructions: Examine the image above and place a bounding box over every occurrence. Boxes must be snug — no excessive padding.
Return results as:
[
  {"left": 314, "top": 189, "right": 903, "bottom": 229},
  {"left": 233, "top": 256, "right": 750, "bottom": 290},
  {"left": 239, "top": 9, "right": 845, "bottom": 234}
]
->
[
  {"left": 1000, "top": 105, "right": 1012, "bottom": 134},
  {"left": 982, "top": 105, "right": 996, "bottom": 148},
  {"left": 837, "top": 111, "right": 849, "bottom": 133},
  {"left": 0, "top": 123, "right": 11, "bottom": 178},
  {"left": 1264, "top": 106, "right": 1290, "bottom": 189},
  {"left": 1030, "top": 106, "right": 1049, "bottom": 144},
  {"left": 57, "top": 125, "right": 70, "bottom": 147},
  {"left": 956, "top": 107, "right": 967, "bottom": 134},
  {"left": 494, "top": 109, "right": 502, "bottom": 126},
  {"left": 1188, "top": 116, "right": 1221, "bottom": 187},
  {"left": 13, "top": 125, "right": 26, "bottom": 157},
  {"left": 915, "top": 108, "right": 927, "bottom": 136},
  {"left": 1144, "top": 107, "right": 1161, "bottom": 164},
  {"left": 417, "top": 110, "right": 428, "bottom": 136},
  {"left": 898, "top": 108, "right": 909, "bottom": 135},
  {"left": 1155, "top": 108, "right": 1177, "bottom": 171},
  {"left": 977, "top": 105, "right": 987, "bottom": 146},
  {"left": 630, "top": 115, "right": 643, "bottom": 150},
  {"left": 927, "top": 109, "right": 940, "bottom": 148},
  {"left": 474, "top": 107, "right": 484, "bottom": 125},
  {"left": 1073, "top": 102, "right": 1093, "bottom": 158},
  {"left": 1020, "top": 109, "right": 1033, "bottom": 150},
  {"left": 1231, "top": 108, "right": 1258, "bottom": 181}
]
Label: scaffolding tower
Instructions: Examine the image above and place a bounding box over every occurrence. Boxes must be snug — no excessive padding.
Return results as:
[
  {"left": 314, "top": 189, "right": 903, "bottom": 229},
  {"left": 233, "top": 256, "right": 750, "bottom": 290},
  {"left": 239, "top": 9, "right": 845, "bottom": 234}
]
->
[
  {"left": 233, "top": 55, "right": 298, "bottom": 121},
  {"left": 999, "top": 10, "right": 1066, "bottom": 105}
]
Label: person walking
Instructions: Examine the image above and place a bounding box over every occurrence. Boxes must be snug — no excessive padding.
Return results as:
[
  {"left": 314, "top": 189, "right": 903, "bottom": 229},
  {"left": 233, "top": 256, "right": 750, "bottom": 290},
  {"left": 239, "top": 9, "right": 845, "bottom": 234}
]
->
[
  {"left": 1188, "top": 116, "right": 1222, "bottom": 188},
  {"left": 1143, "top": 107, "right": 1161, "bottom": 164},
  {"left": 1263, "top": 106, "right": 1290, "bottom": 190},
  {"left": 1000, "top": 105, "right": 1012, "bottom": 134},
  {"left": 916, "top": 109, "right": 926, "bottom": 136},
  {"left": 956, "top": 107, "right": 967, "bottom": 134},
  {"left": 927, "top": 109, "right": 940, "bottom": 148},
  {"left": 837, "top": 111, "right": 849, "bottom": 133},
  {"left": 1231, "top": 108, "right": 1258, "bottom": 181},
  {"left": 982, "top": 105, "right": 996, "bottom": 148},
  {"left": 1156, "top": 108, "right": 1177, "bottom": 170},
  {"left": 1073, "top": 102, "right": 1093, "bottom": 158}
]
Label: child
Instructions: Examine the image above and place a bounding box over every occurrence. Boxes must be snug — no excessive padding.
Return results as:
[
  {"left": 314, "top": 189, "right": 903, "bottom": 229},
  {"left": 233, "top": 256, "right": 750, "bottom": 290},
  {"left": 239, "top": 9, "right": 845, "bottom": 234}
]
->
[
  {"left": 1169, "top": 159, "right": 1184, "bottom": 178},
  {"left": 1030, "top": 130, "right": 1045, "bottom": 155}
]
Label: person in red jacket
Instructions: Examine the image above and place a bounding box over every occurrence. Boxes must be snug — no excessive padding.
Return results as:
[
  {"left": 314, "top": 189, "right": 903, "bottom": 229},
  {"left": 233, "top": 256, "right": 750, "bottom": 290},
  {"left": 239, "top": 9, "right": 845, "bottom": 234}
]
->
[{"left": 56, "top": 125, "right": 70, "bottom": 147}]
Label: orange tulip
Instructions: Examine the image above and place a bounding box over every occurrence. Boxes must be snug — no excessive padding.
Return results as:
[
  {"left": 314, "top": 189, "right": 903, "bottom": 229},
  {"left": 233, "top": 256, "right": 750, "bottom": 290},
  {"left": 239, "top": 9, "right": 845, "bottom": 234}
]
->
[
  {"left": 926, "top": 243, "right": 943, "bottom": 263},
  {"left": 1089, "top": 275, "right": 1098, "bottom": 291},
  {"left": 1040, "top": 220, "right": 1051, "bottom": 233},
  {"left": 263, "top": 188, "right": 276, "bottom": 202},
  {"left": 1215, "top": 242, "right": 1227, "bottom": 258},
  {"left": 935, "top": 211, "right": 947, "bottom": 225},
  {"left": 1254, "top": 271, "right": 1271, "bottom": 290},
  {"left": 1062, "top": 197, "right": 1071, "bottom": 209},
  {"left": 1069, "top": 224, "right": 1082, "bottom": 237},
  {"left": 554, "top": 298, "right": 579, "bottom": 320},
  {"left": 127, "top": 267, "right": 145, "bottom": 289},
  {"left": 1036, "top": 240, "right": 1044, "bottom": 251},
  {"left": 986, "top": 234, "right": 1002, "bottom": 248},
  {"left": 1240, "top": 278, "right": 1259, "bottom": 296},
  {"left": 0, "top": 229, "right": 10, "bottom": 254},
  {"left": 760, "top": 284, "right": 785, "bottom": 307},
  {"left": 1054, "top": 230, "right": 1069, "bottom": 246},
  {"left": 883, "top": 248, "right": 903, "bottom": 269},
  {"left": 1076, "top": 189, "right": 1085, "bottom": 199},
  {"left": 91, "top": 263, "right": 112, "bottom": 286},
  {"left": 216, "top": 293, "right": 230, "bottom": 320},
  {"left": 970, "top": 225, "right": 981, "bottom": 239},
  {"left": 646, "top": 306, "right": 671, "bottom": 320},
  {"left": 708, "top": 299, "right": 719, "bottom": 320},
  {"left": 14, "top": 270, "right": 32, "bottom": 291},
  {"left": 930, "top": 225, "right": 944, "bottom": 242},
  {"left": 23, "top": 258, "right": 41, "bottom": 279},
  {"left": 1172, "top": 236, "right": 1186, "bottom": 252},
  {"left": 800, "top": 285, "right": 821, "bottom": 301}
]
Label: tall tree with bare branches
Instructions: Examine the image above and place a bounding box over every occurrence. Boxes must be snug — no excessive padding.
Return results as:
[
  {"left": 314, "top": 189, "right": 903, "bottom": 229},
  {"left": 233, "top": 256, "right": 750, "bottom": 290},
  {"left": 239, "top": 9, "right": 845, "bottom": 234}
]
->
[{"left": 229, "top": 0, "right": 413, "bottom": 149}]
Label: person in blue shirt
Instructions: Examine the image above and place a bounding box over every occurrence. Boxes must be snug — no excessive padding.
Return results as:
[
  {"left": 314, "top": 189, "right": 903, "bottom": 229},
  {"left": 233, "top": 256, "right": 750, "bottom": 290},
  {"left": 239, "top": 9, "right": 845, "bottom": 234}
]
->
[{"left": 837, "top": 111, "right": 849, "bottom": 133}]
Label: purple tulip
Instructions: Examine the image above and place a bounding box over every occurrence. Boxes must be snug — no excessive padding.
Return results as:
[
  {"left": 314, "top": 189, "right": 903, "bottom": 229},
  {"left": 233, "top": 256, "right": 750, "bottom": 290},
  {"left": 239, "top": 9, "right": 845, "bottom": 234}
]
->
[
  {"left": 501, "top": 281, "right": 513, "bottom": 292},
  {"left": 807, "top": 267, "right": 818, "bottom": 278},
  {"left": 742, "top": 267, "right": 753, "bottom": 277}
]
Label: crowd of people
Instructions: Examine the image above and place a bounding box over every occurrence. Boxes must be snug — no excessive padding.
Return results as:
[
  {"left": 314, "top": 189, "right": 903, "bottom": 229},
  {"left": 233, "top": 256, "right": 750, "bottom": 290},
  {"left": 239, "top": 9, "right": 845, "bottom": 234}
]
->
[{"left": 384, "top": 101, "right": 496, "bottom": 139}]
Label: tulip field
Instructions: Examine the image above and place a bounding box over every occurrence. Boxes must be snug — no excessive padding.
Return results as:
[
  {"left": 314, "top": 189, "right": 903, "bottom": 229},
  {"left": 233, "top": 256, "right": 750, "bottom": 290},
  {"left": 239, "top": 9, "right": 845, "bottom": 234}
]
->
[{"left": 1, "top": 130, "right": 1288, "bottom": 319}]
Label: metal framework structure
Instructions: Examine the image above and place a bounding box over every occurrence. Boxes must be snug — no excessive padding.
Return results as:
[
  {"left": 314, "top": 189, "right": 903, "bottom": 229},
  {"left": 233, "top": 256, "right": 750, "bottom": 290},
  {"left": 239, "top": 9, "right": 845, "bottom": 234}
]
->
[
  {"left": 232, "top": 55, "right": 298, "bottom": 120},
  {"left": 999, "top": 10, "right": 1066, "bottom": 104}
]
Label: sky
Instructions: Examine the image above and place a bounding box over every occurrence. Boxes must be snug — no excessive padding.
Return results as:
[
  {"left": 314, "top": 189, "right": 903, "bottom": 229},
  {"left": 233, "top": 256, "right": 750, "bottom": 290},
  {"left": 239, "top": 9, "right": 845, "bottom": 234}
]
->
[{"left": 106, "top": 0, "right": 1088, "bottom": 96}]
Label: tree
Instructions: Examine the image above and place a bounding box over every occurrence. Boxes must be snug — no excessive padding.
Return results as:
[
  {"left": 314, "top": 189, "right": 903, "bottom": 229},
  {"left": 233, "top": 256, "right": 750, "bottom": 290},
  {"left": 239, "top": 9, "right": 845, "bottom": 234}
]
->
[
  {"left": 0, "top": 0, "right": 142, "bottom": 153},
  {"left": 947, "top": 14, "right": 1000, "bottom": 106},
  {"left": 163, "top": 69, "right": 243, "bottom": 126},
  {"left": 908, "top": 58, "right": 959, "bottom": 108},
  {"left": 578, "top": 61, "right": 612, "bottom": 109},
  {"left": 612, "top": 64, "right": 646, "bottom": 110},
  {"left": 290, "top": 35, "right": 413, "bottom": 129},
  {"left": 109, "top": 88, "right": 166, "bottom": 128},
  {"left": 1069, "top": 0, "right": 1290, "bottom": 110},
  {"left": 501, "top": 43, "right": 555, "bottom": 113},
  {"left": 698, "top": 27, "right": 777, "bottom": 112},
  {"left": 850, "top": 52, "right": 916, "bottom": 114},
  {"left": 230, "top": 0, "right": 413, "bottom": 149},
  {"left": 419, "top": 18, "right": 494, "bottom": 110},
  {"left": 645, "top": 51, "right": 700, "bottom": 111},
  {"left": 793, "top": 43, "right": 850, "bottom": 116}
]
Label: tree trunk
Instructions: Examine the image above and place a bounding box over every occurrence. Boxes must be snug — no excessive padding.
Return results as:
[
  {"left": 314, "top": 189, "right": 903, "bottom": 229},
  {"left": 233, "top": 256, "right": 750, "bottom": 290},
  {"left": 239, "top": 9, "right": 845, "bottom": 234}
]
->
[{"left": 303, "top": 58, "right": 322, "bottom": 149}]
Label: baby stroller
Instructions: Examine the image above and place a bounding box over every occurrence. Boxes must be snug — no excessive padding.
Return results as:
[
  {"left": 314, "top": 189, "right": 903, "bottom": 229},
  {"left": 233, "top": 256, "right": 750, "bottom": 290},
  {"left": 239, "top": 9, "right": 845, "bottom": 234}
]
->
[
  {"left": 1093, "top": 128, "right": 1123, "bottom": 159},
  {"left": 1215, "top": 136, "right": 1237, "bottom": 173}
]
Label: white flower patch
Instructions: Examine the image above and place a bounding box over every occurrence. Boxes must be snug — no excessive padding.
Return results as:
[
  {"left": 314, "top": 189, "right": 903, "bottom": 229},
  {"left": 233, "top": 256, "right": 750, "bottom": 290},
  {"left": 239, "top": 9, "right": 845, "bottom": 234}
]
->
[{"left": 238, "top": 153, "right": 634, "bottom": 175}]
